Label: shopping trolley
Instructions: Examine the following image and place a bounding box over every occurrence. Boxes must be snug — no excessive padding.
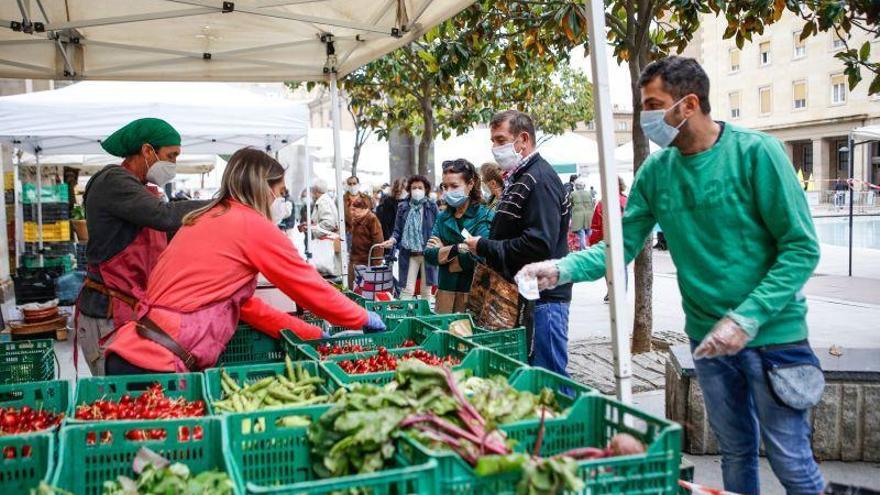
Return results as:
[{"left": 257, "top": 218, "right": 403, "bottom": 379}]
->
[{"left": 353, "top": 244, "right": 395, "bottom": 300}]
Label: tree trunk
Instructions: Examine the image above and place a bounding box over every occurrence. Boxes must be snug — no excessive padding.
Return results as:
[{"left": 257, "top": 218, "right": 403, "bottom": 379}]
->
[
  {"left": 351, "top": 142, "right": 361, "bottom": 177},
  {"left": 417, "top": 82, "right": 434, "bottom": 177},
  {"left": 628, "top": 54, "right": 654, "bottom": 355}
]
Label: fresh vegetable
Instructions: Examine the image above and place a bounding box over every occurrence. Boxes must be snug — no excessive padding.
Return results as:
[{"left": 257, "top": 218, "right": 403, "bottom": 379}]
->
[
  {"left": 336, "top": 347, "right": 460, "bottom": 374},
  {"left": 211, "top": 356, "right": 337, "bottom": 415},
  {"left": 101, "top": 447, "right": 233, "bottom": 495},
  {"left": 316, "top": 340, "right": 417, "bottom": 358},
  {"left": 0, "top": 405, "right": 64, "bottom": 435},
  {"left": 459, "top": 375, "right": 559, "bottom": 425},
  {"left": 74, "top": 383, "right": 205, "bottom": 421},
  {"left": 3, "top": 444, "right": 33, "bottom": 459},
  {"left": 84, "top": 425, "right": 204, "bottom": 445},
  {"left": 30, "top": 482, "right": 74, "bottom": 495}
]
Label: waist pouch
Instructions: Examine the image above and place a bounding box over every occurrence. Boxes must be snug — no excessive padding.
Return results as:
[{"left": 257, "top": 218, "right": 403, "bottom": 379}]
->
[{"left": 758, "top": 340, "right": 825, "bottom": 410}]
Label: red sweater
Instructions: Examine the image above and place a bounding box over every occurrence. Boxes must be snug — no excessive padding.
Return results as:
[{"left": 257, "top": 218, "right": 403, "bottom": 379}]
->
[
  {"left": 107, "top": 200, "right": 367, "bottom": 371},
  {"left": 588, "top": 194, "right": 628, "bottom": 246}
]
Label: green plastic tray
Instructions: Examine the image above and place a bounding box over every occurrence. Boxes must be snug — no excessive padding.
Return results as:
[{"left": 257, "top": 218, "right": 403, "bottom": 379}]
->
[
  {"left": 71, "top": 372, "right": 205, "bottom": 423},
  {"left": 216, "top": 323, "right": 285, "bottom": 366},
  {"left": 392, "top": 314, "right": 529, "bottom": 364},
  {"left": 398, "top": 394, "right": 682, "bottom": 494},
  {"left": 507, "top": 366, "right": 595, "bottom": 413},
  {"left": 203, "top": 361, "right": 341, "bottom": 415},
  {"left": 0, "top": 379, "right": 72, "bottom": 426},
  {"left": 281, "top": 317, "right": 441, "bottom": 361},
  {"left": 0, "top": 432, "right": 54, "bottom": 493},
  {"left": 51, "top": 417, "right": 225, "bottom": 495},
  {"left": 319, "top": 331, "right": 484, "bottom": 386},
  {"left": 365, "top": 299, "right": 432, "bottom": 321},
  {"left": 222, "top": 405, "right": 439, "bottom": 494},
  {"left": 0, "top": 339, "right": 55, "bottom": 385}
]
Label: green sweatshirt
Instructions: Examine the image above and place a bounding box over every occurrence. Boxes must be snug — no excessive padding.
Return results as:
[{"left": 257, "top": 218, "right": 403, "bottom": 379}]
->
[{"left": 557, "top": 123, "right": 820, "bottom": 347}]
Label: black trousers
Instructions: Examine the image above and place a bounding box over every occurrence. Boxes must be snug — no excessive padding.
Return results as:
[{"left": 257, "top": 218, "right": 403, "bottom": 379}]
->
[{"left": 105, "top": 352, "right": 156, "bottom": 376}]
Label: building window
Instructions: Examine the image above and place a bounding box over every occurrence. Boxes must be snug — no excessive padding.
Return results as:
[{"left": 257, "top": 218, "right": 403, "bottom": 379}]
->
[
  {"left": 616, "top": 121, "right": 627, "bottom": 132},
  {"left": 832, "top": 36, "right": 846, "bottom": 51},
  {"left": 793, "top": 80, "right": 807, "bottom": 109},
  {"left": 793, "top": 33, "right": 806, "bottom": 59},
  {"left": 836, "top": 139, "right": 850, "bottom": 172},
  {"left": 759, "top": 86, "right": 772, "bottom": 115},
  {"left": 831, "top": 74, "right": 847, "bottom": 104},
  {"left": 729, "top": 48, "right": 740, "bottom": 72},
  {"left": 728, "top": 91, "right": 741, "bottom": 119},
  {"left": 759, "top": 41, "right": 771, "bottom": 66}
]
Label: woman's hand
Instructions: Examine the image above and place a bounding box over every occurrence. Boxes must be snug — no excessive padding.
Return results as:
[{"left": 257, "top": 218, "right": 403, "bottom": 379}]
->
[
  {"left": 378, "top": 239, "right": 395, "bottom": 249},
  {"left": 426, "top": 236, "right": 443, "bottom": 249}
]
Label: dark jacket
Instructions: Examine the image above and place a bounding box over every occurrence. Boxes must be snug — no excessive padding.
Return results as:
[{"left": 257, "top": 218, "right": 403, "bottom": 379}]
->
[
  {"left": 476, "top": 154, "right": 573, "bottom": 302},
  {"left": 375, "top": 196, "right": 403, "bottom": 240},
  {"left": 391, "top": 199, "right": 439, "bottom": 286},
  {"left": 349, "top": 212, "right": 385, "bottom": 265},
  {"left": 424, "top": 202, "right": 494, "bottom": 293},
  {"left": 78, "top": 165, "right": 207, "bottom": 318}
]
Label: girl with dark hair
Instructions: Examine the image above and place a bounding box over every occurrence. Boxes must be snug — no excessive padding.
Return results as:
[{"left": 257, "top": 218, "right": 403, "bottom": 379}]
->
[
  {"left": 425, "top": 159, "right": 494, "bottom": 313},
  {"left": 380, "top": 175, "right": 439, "bottom": 299},
  {"left": 102, "top": 148, "right": 385, "bottom": 375}
]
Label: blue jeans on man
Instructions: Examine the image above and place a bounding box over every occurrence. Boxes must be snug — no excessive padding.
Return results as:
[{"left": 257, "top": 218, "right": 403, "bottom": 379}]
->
[
  {"left": 531, "top": 301, "right": 570, "bottom": 377},
  {"left": 691, "top": 341, "right": 825, "bottom": 494}
]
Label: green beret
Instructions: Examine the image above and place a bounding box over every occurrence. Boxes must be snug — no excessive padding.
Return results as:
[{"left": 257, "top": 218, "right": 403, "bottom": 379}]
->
[{"left": 101, "top": 118, "right": 181, "bottom": 157}]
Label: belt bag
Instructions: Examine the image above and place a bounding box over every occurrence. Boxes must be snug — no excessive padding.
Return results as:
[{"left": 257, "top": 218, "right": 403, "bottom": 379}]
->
[
  {"left": 135, "top": 317, "right": 198, "bottom": 371},
  {"left": 759, "top": 340, "right": 825, "bottom": 410}
]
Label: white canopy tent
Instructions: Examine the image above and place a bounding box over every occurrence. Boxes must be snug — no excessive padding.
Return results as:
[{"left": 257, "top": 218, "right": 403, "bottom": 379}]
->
[
  {"left": 0, "top": 0, "right": 633, "bottom": 400},
  {"left": 18, "top": 152, "right": 219, "bottom": 175},
  {"left": 852, "top": 124, "right": 880, "bottom": 141}
]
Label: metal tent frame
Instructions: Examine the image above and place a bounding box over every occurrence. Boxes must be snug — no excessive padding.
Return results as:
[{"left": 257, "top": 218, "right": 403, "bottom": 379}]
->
[{"left": 0, "top": 0, "right": 632, "bottom": 400}]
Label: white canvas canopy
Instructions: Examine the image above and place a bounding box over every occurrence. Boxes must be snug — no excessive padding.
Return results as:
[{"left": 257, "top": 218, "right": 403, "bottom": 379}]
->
[
  {"left": 852, "top": 124, "right": 880, "bottom": 141},
  {"left": 18, "top": 152, "right": 219, "bottom": 175},
  {"left": 0, "top": 0, "right": 634, "bottom": 400},
  {"left": 0, "top": 81, "right": 309, "bottom": 154}
]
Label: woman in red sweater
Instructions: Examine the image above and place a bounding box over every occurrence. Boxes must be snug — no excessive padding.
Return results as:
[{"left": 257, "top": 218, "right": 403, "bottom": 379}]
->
[
  {"left": 104, "top": 148, "right": 385, "bottom": 375},
  {"left": 589, "top": 177, "right": 629, "bottom": 303}
]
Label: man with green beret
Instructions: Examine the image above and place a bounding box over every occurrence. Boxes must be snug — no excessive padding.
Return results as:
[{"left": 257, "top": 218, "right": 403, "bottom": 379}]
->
[{"left": 75, "top": 117, "right": 206, "bottom": 376}]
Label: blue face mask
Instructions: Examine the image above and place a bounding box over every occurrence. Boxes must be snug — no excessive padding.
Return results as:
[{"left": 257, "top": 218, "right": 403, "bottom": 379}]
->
[
  {"left": 445, "top": 188, "right": 468, "bottom": 208},
  {"left": 639, "top": 97, "right": 688, "bottom": 148}
]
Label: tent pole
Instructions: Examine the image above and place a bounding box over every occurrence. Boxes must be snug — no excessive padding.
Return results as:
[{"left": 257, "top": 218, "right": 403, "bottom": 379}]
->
[
  {"left": 35, "top": 151, "right": 43, "bottom": 265},
  {"left": 14, "top": 152, "right": 22, "bottom": 269},
  {"left": 304, "top": 132, "right": 313, "bottom": 260},
  {"left": 330, "top": 72, "right": 349, "bottom": 288},
  {"left": 585, "top": 0, "right": 632, "bottom": 403},
  {"left": 848, "top": 132, "right": 854, "bottom": 277}
]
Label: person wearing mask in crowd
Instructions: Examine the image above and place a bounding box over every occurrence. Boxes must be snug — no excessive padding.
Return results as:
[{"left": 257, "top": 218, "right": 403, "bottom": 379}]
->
[
  {"left": 376, "top": 177, "right": 407, "bottom": 241},
  {"left": 306, "top": 179, "right": 342, "bottom": 278},
  {"left": 102, "top": 148, "right": 385, "bottom": 375},
  {"left": 464, "top": 110, "right": 572, "bottom": 377},
  {"left": 75, "top": 118, "right": 207, "bottom": 376},
  {"left": 434, "top": 185, "right": 447, "bottom": 212},
  {"left": 343, "top": 176, "right": 373, "bottom": 232},
  {"left": 425, "top": 159, "right": 494, "bottom": 314},
  {"left": 589, "top": 186, "right": 597, "bottom": 202},
  {"left": 569, "top": 178, "right": 594, "bottom": 251},
  {"left": 518, "top": 56, "right": 824, "bottom": 494},
  {"left": 589, "top": 177, "right": 629, "bottom": 303},
  {"left": 380, "top": 176, "right": 439, "bottom": 299},
  {"left": 276, "top": 187, "right": 296, "bottom": 231},
  {"left": 347, "top": 196, "right": 385, "bottom": 288},
  {"left": 480, "top": 162, "right": 504, "bottom": 211}
]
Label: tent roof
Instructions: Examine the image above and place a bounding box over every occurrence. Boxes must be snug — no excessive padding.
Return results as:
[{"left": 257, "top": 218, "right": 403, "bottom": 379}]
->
[
  {"left": 0, "top": 80, "right": 308, "bottom": 154},
  {"left": 853, "top": 125, "right": 880, "bottom": 141},
  {"left": 613, "top": 140, "right": 660, "bottom": 168},
  {"left": 18, "top": 152, "right": 219, "bottom": 174},
  {"left": 0, "top": 0, "right": 475, "bottom": 82}
]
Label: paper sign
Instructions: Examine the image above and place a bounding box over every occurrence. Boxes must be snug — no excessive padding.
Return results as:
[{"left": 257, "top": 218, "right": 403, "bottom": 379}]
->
[{"left": 461, "top": 228, "right": 473, "bottom": 239}]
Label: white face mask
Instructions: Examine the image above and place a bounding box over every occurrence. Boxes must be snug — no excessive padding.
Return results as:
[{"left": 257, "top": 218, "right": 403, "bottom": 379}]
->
[
  {"left": 270, "top": 196, "right": 292, "bottom": 225},
  {"left": 145, "top": 149, "right": 177, "bottom": 186},
  {"left": 397, "top": 191, "right": 408, "bottom": 200},
  {"left": 410, "top": 189, "right": 425, "bottom": 201},
  {"left": 347, "top": 185, "right": 359, "bottom": 194},
  {"left": 492, "top": 141, "right": 522, "bottom": 171},
  {"left": 640, "top": 97, "right": 688, "bottom": 148}
]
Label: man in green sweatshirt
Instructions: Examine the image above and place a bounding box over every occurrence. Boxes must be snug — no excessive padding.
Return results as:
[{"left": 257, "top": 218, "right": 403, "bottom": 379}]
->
[{"left": 519, "top": 57, "right": 825, "bottom": 494}]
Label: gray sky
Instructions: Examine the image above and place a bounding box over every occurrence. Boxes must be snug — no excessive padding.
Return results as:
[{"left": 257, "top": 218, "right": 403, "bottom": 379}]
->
[{"left": 570, "top": 45, "right": 634, "bottom": 111}]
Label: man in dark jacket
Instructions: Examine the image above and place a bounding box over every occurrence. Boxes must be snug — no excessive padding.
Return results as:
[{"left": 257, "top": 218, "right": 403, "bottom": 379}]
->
[{"left": 465, "top": 110, "right": 573, "bottom": 376}]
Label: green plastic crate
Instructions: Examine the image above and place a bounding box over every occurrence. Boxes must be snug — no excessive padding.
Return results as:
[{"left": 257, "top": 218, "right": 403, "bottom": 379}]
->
[
  {"left": 21, "top": 254, "right": 74, "bottom": 273},
  {"left": 365, "top": 298, "right": 432, "bottom": 321},
  {"left": 0, "top": 432, "right": 54, "bottom": 493},
  {"left": 343, "top": 290, "right": 367, "bottom": 306},
  {"left": 51, "top": 417, "right": 225, "bottom": 495},
  {"left": 222, "top": 405, "right": 439, "bottom": 494},
  {"left": 407, "top": 313, "right": 529, "bottom": 364},
  {"left": 398, "top": 394, "right": 682, "bottom": 494},
  {"left": 0, "top": 339, "right": 55, "bottom": 385},
  {"left": 71, "top": 372, "right": 205, "bottom": 423},
  {"left": 281, "top": 318, "right": 440, "bottom": 361},
  {"left": 22, "top": 184, "right": 69, "bottom": 205},
  {"left": 216, "top": 323, "right": 285, "bottom": 366},
  {"left": 319, "top": 331, "right": 483, "bottom": 387},
  {"left": 507, "top": 366, "right": 595, "bottom": 413},
  {"left": 203, "top": 361, "right": 341, "bottom": 415},
  {"left": 0, "top": 379, "right": 72, "bottom": 426}
]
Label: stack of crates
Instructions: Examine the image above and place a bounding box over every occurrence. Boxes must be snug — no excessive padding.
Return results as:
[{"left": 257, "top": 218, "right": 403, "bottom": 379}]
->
[{"left": 20, "top": 184, "right": 74, "bottom": 274}]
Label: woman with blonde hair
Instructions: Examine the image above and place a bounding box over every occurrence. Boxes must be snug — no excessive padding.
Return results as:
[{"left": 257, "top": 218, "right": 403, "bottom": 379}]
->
[{"left": 103, "top": 148, "right": 385, "bottom": 375}]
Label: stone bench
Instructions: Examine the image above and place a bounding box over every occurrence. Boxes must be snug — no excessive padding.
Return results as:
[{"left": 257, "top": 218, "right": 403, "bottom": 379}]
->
[{"left": 665, "top": 344, "right": 880, "bottom": 461}]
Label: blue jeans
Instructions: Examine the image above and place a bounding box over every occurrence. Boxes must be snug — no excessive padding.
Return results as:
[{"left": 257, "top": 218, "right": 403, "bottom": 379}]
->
[
  {"left": 574, "top": 229, "right": 589, "bottom": 250},
  {"left": 531, "top": 302, "right": 570, "bottom": 377},
  {"left": 691, "top": 341, "right": 825, "bottom": 495}
]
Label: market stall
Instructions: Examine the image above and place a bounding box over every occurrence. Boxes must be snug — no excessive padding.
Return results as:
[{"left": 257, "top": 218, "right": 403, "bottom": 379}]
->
[{"left": 0, "top": 1, "right": 655, "bottom": 492}]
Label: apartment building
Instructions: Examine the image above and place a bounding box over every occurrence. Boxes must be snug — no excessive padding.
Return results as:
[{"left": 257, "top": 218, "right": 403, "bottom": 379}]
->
[
  {"left": 575, "top": 107, "right": 634, "bottom": 147},
  {"left": 686, "top": 11, "right": 880, "bottom": 199}
]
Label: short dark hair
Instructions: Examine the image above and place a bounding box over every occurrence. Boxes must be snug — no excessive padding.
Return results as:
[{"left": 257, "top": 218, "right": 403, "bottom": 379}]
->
[
  {"left": 638, "top": 56, "right": 711, "bottom": 114},
  {"left": 569, "top": 174, "right": 578, "bottom": 183},
  {"left": 347, "top": 175, "right": 359, "bottom": 183},
  {"left": 442, "top": 158, "right": 482, "bottom": 204},
  {"left": 407, "top": 175, "right": 431, "bottom": 193},
  {"left": 490, "top": 110, "right": 536, "bottom": 144}
]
